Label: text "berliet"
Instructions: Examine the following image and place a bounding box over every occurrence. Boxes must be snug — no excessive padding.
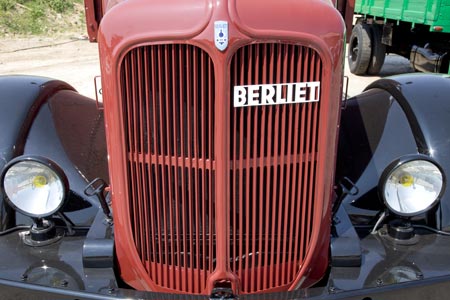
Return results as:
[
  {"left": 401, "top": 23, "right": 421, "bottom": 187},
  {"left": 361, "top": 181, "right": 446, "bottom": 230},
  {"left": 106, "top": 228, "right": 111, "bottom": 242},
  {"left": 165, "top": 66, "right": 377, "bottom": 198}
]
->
[{"left": 234, "top": 81, "right": 321, "bottom": 108}]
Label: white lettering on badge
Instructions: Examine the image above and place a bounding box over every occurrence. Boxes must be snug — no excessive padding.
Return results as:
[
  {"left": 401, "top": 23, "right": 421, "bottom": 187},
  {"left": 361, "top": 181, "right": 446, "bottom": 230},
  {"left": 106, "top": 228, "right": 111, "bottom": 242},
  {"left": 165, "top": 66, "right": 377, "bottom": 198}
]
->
[{"left": 233, "top": 82, "right": 320, "bottom": 108}]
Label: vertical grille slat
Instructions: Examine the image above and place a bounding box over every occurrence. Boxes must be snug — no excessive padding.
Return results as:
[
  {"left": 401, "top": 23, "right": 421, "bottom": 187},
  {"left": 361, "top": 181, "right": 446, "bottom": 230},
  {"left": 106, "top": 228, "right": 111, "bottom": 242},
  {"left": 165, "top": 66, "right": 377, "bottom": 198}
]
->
[
  {"left": 285, "top": 46, "right": 296, "bottom": 284},
  {"left": 230, "top": 43, "right": 322, "bottom": 293},
  {"left": 277, "top": 45, "right": 288, "bottom": 286},
  {"left": 255, "top": 44, "right": 264, "bottom": 292},
  {"left": 169, "top": 46, "right": 181, "bottom": 291},
  {"left": 121, "top": 44, "right": 216, "bottom": 294},
  {"left": 178, "top": 47, "right": 188, "bottom": 292}
]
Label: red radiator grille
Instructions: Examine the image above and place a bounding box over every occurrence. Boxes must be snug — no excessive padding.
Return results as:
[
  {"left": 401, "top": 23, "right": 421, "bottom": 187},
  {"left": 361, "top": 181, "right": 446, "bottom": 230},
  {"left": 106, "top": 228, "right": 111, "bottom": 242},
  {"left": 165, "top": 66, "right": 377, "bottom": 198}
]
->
[
  {"left": 119, "top": 42, "right": 323, "bottom": 294},
  {"left": 120, "top": 44, "right": 216, "bottom": 293},
  {"left": 229, "top": 44, "right": 322, "bottom": 293}
]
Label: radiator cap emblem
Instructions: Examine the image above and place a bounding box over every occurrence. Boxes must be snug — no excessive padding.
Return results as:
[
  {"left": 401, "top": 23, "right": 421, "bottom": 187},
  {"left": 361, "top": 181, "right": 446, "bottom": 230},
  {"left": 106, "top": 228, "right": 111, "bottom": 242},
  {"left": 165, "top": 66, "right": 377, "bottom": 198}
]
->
[{"left": 214, "top": 21, "right": 228, "bottom": 51}]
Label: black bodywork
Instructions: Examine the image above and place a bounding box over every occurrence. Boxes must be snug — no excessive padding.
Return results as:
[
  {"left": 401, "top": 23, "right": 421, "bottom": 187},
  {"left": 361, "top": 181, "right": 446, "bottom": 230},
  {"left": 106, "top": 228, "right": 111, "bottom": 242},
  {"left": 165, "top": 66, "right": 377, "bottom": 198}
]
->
[
  {"left": 337, "top": 74, "right": 450, "bottom": 229},
  {"left": 1, "top": 74, "right": 450, "bottom": 299},
  {"left": 0, "top": 76, "right": 108, "bottom": 228}
]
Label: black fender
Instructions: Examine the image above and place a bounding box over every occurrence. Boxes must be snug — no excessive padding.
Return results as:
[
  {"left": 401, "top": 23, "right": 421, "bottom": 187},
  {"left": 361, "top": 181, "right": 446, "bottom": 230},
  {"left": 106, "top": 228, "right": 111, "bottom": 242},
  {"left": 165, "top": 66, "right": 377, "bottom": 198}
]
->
[
  {"left": 0, "top": 75, "right": 108, "bottom": 228},
  {"left": 364, "top": 74, "right": 450, "bottom": 156},
  {"left": 336, "top": 74, "right": 450, "bottom": 229},
  {"left": 0, "top": 76, "right": 73, "bottom": 163}
]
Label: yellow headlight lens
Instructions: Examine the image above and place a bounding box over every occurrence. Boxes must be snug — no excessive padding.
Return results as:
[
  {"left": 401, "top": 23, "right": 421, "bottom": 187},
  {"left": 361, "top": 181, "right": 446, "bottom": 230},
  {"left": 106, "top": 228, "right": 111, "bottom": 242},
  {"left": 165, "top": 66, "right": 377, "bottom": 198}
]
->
[
  {"left": 399, "top": 173, "right": 414, "bottom": 187},
  {"left": 383, "top": 159, "right": 444, "bottom": 216},
  {"left": 32, "top": 175, "right": 48, "bottom": 188},
  {"left": 2, "top": 158, "right": 67, "bottom": 218}
]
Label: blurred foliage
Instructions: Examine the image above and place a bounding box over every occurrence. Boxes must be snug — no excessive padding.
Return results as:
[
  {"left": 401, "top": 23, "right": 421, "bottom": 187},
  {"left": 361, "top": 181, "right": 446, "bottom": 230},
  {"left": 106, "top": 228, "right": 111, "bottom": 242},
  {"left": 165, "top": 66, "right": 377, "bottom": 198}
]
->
[{"left": 0, "top": 0, "right": 85, "bottom": 36}]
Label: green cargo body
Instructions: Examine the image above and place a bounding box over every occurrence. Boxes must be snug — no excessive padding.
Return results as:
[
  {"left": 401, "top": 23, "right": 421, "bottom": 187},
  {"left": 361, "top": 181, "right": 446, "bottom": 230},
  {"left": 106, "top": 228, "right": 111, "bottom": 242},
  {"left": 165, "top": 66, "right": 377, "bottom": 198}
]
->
[{"left": 355, "top": 0, "right": 450, "bottom": 33}]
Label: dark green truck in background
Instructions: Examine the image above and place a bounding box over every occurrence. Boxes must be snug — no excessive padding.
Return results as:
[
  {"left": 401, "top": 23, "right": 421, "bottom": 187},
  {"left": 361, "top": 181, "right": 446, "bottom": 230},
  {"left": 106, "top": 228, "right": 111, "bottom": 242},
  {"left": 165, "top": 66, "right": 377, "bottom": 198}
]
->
[{"left": 348, "top": 0, "right": 450, "bottom": 75}]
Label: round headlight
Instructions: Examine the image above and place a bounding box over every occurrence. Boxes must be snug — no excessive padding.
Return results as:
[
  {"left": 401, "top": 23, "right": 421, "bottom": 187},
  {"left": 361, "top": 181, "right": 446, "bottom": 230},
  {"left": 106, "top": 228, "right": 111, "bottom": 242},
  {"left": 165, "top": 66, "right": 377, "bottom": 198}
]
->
[
  {"left": 1, "top": 157, "right": 68, "bottom": 218},
  {"left": 380, "top": 156, "right": 445, "bottom": 216}
]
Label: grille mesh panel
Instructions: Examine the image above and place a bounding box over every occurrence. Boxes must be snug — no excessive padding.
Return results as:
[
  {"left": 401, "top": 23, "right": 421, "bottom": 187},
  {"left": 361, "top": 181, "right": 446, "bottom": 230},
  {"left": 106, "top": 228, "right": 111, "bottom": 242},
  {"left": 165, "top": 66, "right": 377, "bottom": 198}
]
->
[
  {"left": 229, "top": 43, "right": 322, "bottom": 293},
  {"left": 121, "top": 44, "right": 216, "bottom": 293}
]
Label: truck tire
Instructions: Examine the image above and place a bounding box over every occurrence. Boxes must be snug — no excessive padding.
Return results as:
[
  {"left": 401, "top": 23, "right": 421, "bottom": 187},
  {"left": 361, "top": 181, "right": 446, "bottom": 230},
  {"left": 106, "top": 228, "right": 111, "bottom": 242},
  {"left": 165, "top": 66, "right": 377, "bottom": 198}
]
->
[
  {"left": 348, "top": 23, "right": 372, "bottom": 75},
  {"left": 367, "top": 24, "right": 386, "bottom": 75}
]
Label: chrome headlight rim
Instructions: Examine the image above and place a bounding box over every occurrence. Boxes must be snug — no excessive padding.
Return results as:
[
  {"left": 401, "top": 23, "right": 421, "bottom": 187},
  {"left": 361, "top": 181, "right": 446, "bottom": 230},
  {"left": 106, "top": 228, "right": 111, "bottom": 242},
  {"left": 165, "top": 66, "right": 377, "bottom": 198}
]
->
[
  {"left": 0, "top": 156, "right": 69, "bottom": 218},
  {"left": 379, "top": 155, "right": 445, "bottom": 217}
]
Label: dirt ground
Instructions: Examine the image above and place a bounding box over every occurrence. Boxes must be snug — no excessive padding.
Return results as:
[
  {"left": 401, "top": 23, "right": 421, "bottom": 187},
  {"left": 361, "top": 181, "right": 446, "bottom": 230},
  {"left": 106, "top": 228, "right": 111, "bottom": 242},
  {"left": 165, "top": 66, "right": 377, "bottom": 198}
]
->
[
  {"left": 0, "top": 36, "right": 100, "bottom": 98},
  {"left": 0, "top": 35, "right": 414, "bottom": 99}
]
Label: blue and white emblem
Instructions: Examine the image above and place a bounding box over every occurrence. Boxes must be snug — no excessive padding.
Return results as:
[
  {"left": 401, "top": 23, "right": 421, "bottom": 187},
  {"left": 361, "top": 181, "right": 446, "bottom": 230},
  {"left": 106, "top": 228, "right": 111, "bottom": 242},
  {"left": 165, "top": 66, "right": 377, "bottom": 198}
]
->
[{"left": 214, "top": 21, "right": 228, "bottom": 51}]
